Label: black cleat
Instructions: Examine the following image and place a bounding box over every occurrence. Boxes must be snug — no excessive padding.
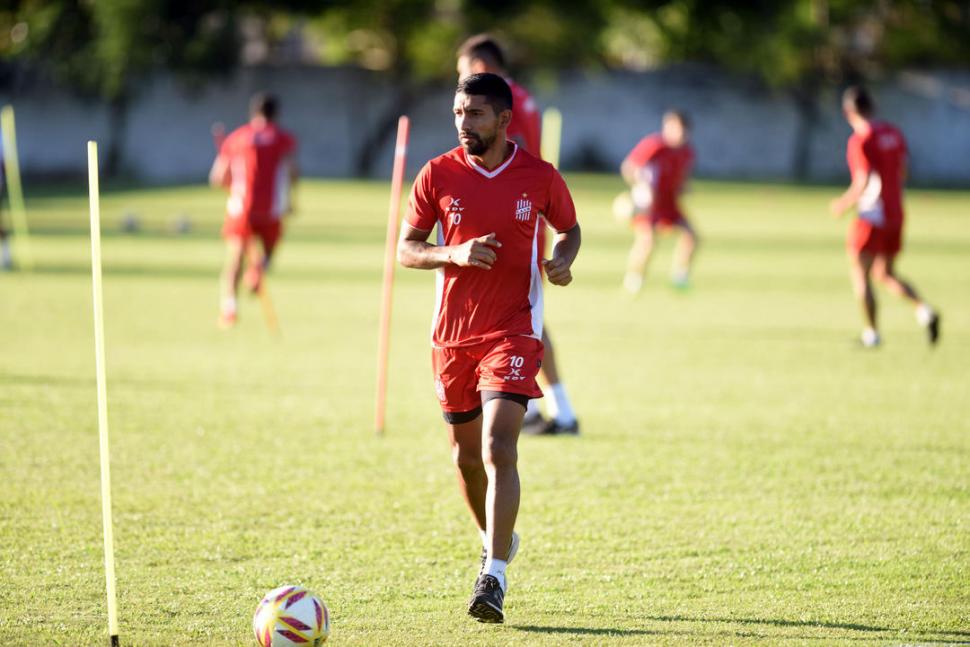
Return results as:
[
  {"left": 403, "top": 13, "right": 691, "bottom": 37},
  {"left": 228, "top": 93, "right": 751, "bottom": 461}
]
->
[
  {"left": 468, "top": 574, "right": 505, "bottom": 623},
  {"left": 927, "top": 312, "right": 940, "bottom": 346},
  {"left": 521, "top": 413, "right": 547, "bottom": 435},
  {"left": 535, "top": 418, "right": 580, "bottom": 436}
]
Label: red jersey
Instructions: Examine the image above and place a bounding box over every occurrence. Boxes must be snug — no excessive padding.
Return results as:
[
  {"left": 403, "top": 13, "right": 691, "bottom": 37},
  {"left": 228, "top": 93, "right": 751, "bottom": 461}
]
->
[
  {"left": 220, "top": 121, "right": 296, "bottom": 224},
  {"left": 847, "top": 121, "right": 907, "bottom": 229},
  {"left": 507, "top": 79, "right": 541, "bottom": 156},
  {"left": 624, "top": 134, "right": 694, "bottom": 220},
  {"left": 406, "top": 144, "right": 578, "bottom": 348}
]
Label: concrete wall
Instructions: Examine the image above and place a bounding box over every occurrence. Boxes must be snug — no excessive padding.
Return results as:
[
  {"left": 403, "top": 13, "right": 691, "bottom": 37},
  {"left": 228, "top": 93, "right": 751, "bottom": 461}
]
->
[{"left": 3, "top": 65, "right": 969, "bottom": 185}]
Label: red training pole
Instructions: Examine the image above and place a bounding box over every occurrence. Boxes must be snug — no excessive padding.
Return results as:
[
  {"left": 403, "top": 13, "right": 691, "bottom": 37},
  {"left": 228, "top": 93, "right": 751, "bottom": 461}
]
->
[{"left": 375, "top": 116, "right": 410, "bottom": 435}]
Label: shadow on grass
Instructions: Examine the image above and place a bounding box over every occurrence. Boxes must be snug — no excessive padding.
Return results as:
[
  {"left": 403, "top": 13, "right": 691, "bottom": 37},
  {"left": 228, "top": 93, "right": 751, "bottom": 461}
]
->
[
  {"left": 512, "top": 625, "right": 659, "bottom": 637},
  {"left": 648, "top": 615, "right": 970, "bottom": 640},
  {"left": 513, "top": 618, "right": 970, "bottom": 643}
]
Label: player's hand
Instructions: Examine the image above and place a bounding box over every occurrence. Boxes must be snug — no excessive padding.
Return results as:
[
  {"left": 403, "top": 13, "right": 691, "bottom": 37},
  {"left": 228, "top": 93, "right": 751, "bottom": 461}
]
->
[
  {"left": 450, "top": 233, "right": 501, "bottom": 269},
  {"left": 543, "top": 256, "right": 573, "bottom": 286},
  {"left": 829, "top": 198, "right": 846, "bottom": 218}
]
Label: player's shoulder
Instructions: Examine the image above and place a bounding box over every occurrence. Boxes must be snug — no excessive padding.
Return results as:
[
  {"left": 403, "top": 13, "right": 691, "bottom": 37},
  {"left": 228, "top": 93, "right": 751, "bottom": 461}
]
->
[{"left": 512, "top": 146, "right": 559, "bottom": 180}]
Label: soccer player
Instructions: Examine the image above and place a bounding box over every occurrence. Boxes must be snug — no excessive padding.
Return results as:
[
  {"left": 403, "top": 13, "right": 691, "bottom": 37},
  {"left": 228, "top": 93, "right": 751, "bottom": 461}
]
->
[
  {"left": 621, "top": 110, "right": 698, "bottom": 293},
  {"left": 208, "top": 93, "right": 298, "bottom": 328},
  {"left": 456, "top": 34, "right": 580, "bottom": 435},
  {"left": 830, "top": 86, "right": 940, "bottom": 347},
  {"left": 398, "top": 73, "right": 581, "bottom": 622}
]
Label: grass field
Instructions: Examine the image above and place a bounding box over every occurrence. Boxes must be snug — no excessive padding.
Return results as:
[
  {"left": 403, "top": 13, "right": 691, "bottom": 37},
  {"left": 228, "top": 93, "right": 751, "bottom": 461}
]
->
[{"left": 1, "top": 175, "right": 968, "bottom": 646}]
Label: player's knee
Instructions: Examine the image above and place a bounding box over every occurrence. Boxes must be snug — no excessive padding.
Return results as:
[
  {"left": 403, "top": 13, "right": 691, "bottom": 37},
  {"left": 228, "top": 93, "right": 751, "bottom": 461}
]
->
[
  {"left": 482, "top": 437, "right": 517, "bottom": 470},
  {"left": 452, "top": 443, "right": 483, "bottom": 473}
]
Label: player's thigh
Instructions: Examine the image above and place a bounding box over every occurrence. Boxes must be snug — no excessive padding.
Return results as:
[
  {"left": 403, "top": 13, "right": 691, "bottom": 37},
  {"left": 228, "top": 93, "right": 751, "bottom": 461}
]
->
[{"left": 432, "top": 346, "right": 484, "bottom": 423}]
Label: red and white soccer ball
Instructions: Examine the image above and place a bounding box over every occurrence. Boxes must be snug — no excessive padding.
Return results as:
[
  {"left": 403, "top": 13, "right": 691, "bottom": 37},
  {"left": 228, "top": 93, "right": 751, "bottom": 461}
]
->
[
  {"left": 612, "top": 183, "right": 653, "bottom": 224},
  {"left": 253, "top": 585, "right": 330, "bottom": 646}
]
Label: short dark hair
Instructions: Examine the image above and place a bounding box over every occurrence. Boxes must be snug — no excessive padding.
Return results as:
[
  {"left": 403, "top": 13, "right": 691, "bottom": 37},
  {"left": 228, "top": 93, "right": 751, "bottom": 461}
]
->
[
  {"left": 456, "top": 34, "right": 506, "bottom": 70},
  {"left": 456, "top": 73, "right": 513, "bottom": 115},
  {"left": 250, "top": 92, "right": 279, "bottom": 121},
  {"left": 664, "top": 109, "right": 691, "bottom": 130},
  {"left": 842, "top": 86, "right": 875, "bottom": 117}
]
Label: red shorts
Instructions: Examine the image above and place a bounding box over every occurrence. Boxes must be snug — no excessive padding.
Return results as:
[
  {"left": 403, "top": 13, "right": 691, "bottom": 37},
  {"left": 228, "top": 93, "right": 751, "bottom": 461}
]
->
[
  {"left": 432, "top": 336, "right": 544, "bottom": 414},
  {"left": 222, "top": 215, "right": 282, "bottom": 255},
  {"left": 848, "top": 220, "right": 902, "bottom": 258},
  {"left": 633, "top": 211, "right": 687, "bottom": 231}
]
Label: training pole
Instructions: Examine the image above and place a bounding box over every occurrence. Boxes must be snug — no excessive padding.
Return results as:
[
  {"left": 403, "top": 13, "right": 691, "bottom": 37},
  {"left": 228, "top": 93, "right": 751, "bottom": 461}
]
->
[
  {"left": 88, "top": 141, "right": 120, "bottom": 647},
  {"left": 1, "top": 105, "right": 34, "bottom": 270},
  {"left": 541, "top": 107, "right": 563, "bottom": 169},
  {"left": 375, "top": 116, "right": 410, "bottom": 435}
]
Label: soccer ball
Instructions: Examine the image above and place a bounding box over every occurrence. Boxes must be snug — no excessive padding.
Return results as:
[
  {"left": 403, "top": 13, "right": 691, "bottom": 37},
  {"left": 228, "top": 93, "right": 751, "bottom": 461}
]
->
[
  {"left": 611, "top": 191, "right": 635, "bottom": 223},
  {"left": 253, "top": 585, "right": 330, "bottom": 646},
  {"left": 612, "top": 183, "right": 654, "bottom": 224}
]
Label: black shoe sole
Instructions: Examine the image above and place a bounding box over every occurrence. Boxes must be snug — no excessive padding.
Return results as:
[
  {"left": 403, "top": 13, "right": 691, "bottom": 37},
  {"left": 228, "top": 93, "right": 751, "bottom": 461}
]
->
[
  {"left": 468, "top": 598, "right": 504, "bottom": 623},
  {"left": 928, "top": 315, "right": 940, "bottom": 346}
]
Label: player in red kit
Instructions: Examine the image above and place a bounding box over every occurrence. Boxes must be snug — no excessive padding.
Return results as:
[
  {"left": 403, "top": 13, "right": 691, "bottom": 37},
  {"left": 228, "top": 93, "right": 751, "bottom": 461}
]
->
[
  {"left": 398, "top": 73, "right": 581, "bottom": 623},
  {"left": 830, "top": 86, "right": 940, "bottom": 347},
  {"left": 621, "top": 110, "right": 698, "bottom": 293},
  {"left": 209, "top": 93, "right": 298, "bottom": 328},
  {"left": 457, "top": 34, "right": 580, "bottom": 436}
]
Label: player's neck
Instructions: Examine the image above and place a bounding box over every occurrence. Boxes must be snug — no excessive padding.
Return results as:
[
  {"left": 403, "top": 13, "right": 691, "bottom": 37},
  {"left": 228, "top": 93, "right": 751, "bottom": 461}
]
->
[
  {"left": 469, "top": 139, "right": 514, "bottom": 171},
  {"left": 250, "top": 116, "right": 270, "bottom": 129},
  {"left": 850, "top": 115, "right": 871, "bottom": 135}
]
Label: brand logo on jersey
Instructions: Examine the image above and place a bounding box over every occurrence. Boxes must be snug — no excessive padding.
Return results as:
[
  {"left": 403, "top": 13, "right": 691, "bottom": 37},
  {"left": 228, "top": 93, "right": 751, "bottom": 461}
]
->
[
  {"left": 514, "top": 198, "right": 532, "bottom": 222},
  {"left": 447, "top": 197, "right": 464, "bottom": 225}
]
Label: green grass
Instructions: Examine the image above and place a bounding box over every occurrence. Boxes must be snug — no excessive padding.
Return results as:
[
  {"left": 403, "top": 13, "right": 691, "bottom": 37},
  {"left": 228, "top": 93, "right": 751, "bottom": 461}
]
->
[{"left": 1, "top": 175, "right": 968, "bottom": 645}]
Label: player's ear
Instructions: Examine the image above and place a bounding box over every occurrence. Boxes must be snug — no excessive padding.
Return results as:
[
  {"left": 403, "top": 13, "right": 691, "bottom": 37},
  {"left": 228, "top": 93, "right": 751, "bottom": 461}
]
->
[{"left": 498, "top": 108, "right": 512, "bottom": 129}]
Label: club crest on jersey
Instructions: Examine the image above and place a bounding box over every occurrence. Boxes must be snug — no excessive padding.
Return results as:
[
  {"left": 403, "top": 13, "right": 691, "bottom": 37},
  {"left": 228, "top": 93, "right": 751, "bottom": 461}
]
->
[{"left": 514, "top": 198, "right": 532, "bottom": 222}]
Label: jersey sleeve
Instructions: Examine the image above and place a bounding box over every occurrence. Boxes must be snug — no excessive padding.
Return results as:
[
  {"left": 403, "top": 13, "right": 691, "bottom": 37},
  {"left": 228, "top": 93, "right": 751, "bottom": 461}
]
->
[
  {"left": 404, "top": 162, "right": 439, "bottom": 231},
  {"left": 543, "top": 169, "right": 578, "bottom": 233},
  {"left": 846, "top": 135, "right": 870, "bottom": 176},
  {"left": 624, "top": 135, "right": 661, "bottom": 168}
]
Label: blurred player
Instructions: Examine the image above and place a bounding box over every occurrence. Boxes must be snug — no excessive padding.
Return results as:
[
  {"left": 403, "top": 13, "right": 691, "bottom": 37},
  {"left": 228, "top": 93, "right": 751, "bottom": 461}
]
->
[
  {"left": 621, "top": 110, "right": 698, "bottom": 293},
  {"left": 208, "top": 93, "right": 298, "bottom": 328},
  {"left": 830, "top": 86, "right": 940, "bottom": 347},
  {"left": 457, "top": 34, "right": 579, "bottom": 435},
  {"left": 398, "top": 73, "right": 581, "bottom": 622}
]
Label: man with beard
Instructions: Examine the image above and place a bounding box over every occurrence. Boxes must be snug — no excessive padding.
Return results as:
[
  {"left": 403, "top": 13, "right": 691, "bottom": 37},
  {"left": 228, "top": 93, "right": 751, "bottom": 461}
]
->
[
  {"left": 397, "top": 73, "right": 582, "bottom": 623},
  {"left": 456, "top": 33, "right": 580, "bottom": 436}
]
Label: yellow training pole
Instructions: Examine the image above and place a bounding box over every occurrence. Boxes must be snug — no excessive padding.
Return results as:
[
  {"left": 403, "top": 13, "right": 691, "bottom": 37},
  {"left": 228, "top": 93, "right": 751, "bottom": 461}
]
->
[
  {"left": 1, "top": 105, "right": 34, "bottom": 270},
  {"left": 541, "top": 107, "right": 562, "bottom": 169},
  {"left": 375, "top": 116, "right": 410, "bottom": 435},
  {"left": 88, "top": 141, "right": 120, "bottom": 647}
]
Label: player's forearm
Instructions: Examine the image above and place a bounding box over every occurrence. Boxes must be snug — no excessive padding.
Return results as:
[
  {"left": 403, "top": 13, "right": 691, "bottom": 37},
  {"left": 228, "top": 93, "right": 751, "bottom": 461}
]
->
[
  {"left": 551, "top": 224, "right": 581, "bottom": 266},
  {"left": 397, "top": 239, "right": 453, "bottom": 269},
  {"left": 620, "top": 161, "right": 639, "bottom": 185}
]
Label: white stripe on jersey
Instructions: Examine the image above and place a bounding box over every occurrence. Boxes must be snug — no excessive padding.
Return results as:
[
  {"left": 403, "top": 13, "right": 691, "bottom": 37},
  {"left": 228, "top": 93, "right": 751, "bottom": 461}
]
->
[
  {"left": 271, "top": 160, "right": 291, "bottom": 219},
  {"left": 528, "top": 217, "right": 544, "bottom": 340},
  {"left": 431, "top": 224, "right": 446, "bottom": 346},
  {"left": 227, "top": 157, "right": 248, "bottom": 217}
]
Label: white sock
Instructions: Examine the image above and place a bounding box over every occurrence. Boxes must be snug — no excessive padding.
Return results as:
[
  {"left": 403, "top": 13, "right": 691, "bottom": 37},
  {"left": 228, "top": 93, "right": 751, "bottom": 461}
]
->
[
  {"left": 543, "top": 383, "right": 576, "bottom": 426},
  {"left": 671, "top": 268, "right": 689, "bottom": 285},
  {"left": 525, "top": 398, "right": 542, "bottom": 419},
  {"left": 0, "top": 239, "right": 10, "bottom": 268},
  {"left": 623, "top": 272, "right": 642, "bottom": 294},
  {"left": 484, "top": 557, "right": 507, "bottom": 591},
  {"left": 915, "top": 303, "right": 934, "bottom": 326},
  {"left": 221, "top": 296, "right": 237, "bottom": 315},
  {"left": 861, "top": 327, "right": 880, "bottom": 347},
  {"left": 479, "top": 529, "right": 487, "bottom": 548}
]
